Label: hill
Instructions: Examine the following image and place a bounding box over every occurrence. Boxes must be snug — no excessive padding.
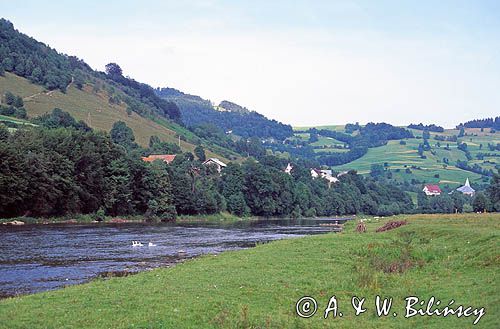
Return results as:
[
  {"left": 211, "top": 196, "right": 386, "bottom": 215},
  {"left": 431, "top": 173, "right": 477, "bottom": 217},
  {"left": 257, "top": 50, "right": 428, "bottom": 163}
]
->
[
  {"left": 156, "top": 88, "right": 293, "bottom": 141},
  {"left": 291, "top": 124, "right": 499, "bottom": 190},
  {"left": 0, "top": 19, "right": 241, "bottom": 161}
]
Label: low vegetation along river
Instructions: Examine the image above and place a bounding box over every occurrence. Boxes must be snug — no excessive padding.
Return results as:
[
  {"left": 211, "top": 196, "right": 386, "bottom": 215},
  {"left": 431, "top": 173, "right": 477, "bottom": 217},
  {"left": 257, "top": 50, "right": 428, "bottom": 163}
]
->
[{"left": 0, "top": 218, "right": 348, "bottom": 297}]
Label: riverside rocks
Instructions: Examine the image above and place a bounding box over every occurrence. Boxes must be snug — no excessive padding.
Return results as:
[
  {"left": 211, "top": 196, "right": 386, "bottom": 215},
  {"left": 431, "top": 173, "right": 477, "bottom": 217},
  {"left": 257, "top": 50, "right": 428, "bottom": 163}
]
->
[{"left": 2, "top": 220, "right": 25, "bottom": 226}]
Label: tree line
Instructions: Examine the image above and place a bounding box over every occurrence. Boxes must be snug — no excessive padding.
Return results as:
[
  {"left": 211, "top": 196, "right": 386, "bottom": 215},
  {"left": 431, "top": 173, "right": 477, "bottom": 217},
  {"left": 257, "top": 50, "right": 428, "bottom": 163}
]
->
[
  {"left": 458, "top": 117, "right": 500, "bottom": 130},
  {"left": 0, "top": 110, "right": 418, "bottom": 219}
]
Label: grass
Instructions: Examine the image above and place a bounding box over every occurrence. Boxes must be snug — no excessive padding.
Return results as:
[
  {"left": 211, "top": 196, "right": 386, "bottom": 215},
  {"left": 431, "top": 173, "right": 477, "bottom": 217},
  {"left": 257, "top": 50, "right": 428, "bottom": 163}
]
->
[
  {"left": 175, "top": 212, "right": 250, "bottom": 223},
  {"left": 0, "top": 213, "right": 498, "bottom": 328},
  {"left": 333, "top": 138, "right": 484, "bottom": 187},
  {"left": 0, "top": 212, "right": 247, "bottom": 225},
  {"left": 0, "top": 73, "right": 234, "bottom": 162},
  {"left": 0, "top": 114, "right": 37, "bottom": 126},
  {"left": 289, "top": 125, "right": 498, "bottom": 187}
]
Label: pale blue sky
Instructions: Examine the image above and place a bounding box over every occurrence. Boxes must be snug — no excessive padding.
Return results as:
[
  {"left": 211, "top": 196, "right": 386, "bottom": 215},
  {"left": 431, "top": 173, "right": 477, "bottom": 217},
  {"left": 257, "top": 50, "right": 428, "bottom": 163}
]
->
[{"left": 2, "top": 1, "right": 500, "bottom": 127}]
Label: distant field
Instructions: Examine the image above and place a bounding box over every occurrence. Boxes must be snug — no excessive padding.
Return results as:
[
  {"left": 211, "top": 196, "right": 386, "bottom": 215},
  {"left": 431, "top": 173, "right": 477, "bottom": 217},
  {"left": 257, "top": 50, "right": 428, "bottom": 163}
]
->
[
  {"left": 0, "top": 73, "right": 233, "bottom": 161},
  {"left": 294, "top": 124, "right": 345, "bottom": 132},
  {"left": 292, "top": 123, "right": 498, "bottom": 187},
  {"left": 333, "top": 138, "right": 483, "bottom": 186}
]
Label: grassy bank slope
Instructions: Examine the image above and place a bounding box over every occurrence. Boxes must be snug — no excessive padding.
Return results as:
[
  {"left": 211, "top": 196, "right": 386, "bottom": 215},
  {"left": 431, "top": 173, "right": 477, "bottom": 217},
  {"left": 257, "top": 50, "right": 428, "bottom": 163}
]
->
[
  {"left": 0, "top": 214, "right": 498, "bottom": 328},
  {"left": 0, "top": 72, "right": 233, "bottom": 161}
]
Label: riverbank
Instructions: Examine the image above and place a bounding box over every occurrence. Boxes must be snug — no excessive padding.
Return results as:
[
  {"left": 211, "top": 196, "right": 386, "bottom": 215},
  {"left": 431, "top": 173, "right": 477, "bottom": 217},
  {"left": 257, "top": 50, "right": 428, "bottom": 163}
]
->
[
  {"left": 0, "top": 213, "right": 498, "bottom": 328},
  {"left": 0, "top": 212, "right": 249, "bottom": 225}
]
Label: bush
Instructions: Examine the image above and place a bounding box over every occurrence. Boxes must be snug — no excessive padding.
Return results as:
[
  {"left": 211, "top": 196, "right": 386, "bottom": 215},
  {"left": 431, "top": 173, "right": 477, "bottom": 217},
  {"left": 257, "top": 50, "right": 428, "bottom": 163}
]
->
[{"left": 94, "top": 208, "right": 106, "bottom": 222}]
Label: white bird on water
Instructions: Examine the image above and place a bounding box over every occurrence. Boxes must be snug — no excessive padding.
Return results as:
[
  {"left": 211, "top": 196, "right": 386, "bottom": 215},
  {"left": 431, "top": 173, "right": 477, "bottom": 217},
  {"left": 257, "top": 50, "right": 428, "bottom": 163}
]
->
[
  {"left": 148, "top": 242, "right": 156, "bottom": 247},
  {"left": 132, "top": 241, "right": 143, "bottom": 247}
]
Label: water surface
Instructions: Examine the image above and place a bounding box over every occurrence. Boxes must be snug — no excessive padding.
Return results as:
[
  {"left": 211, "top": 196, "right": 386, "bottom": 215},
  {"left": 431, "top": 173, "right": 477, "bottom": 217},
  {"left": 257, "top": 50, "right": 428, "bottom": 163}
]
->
[{"left": 0, "top": 218, "right": 348, "bottom": 297}]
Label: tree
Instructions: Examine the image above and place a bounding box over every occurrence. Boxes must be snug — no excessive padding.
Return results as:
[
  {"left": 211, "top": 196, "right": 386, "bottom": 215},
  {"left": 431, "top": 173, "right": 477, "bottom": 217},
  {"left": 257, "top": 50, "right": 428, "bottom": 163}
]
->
[
  {"left": 472, "top": 192, "right": 489, "bottom": 212},
  {"left": 145, "top": 161, "right": 176, "bottom": 220},
  {"left": 14, "top": 107, "right": 27, "bottom": 119},
  {"left": 74, "top": 71, "right": 85, "bottom": 89},
  {"left": 13, "top": 96, "right": 23, "bottom": 108},
  {"left": 2, "top": 58, "right": 13, "bottom": 71},
  {"left": 29, "top": 67, "right": 43, "bottom": 83},
  {"left": 110, "top": 121, "right": 136, "bottom": 149},
  {"left": 487, "top": 170, "right": 500, "bottom": 211},
  {"left": 0, "top": 125, "right": 9, "bottom": 140},
  {"left": 221, "top": 163, "right": 248, "bottom": 216},
  {"left": 370, "top": 164, "right": 384, "bottom": 178},
  {"left": 4, "top": 91, "right": 15, "bottom": 105},
  {"left": 458, "top": 126, "right": 465, "bottom": 137},
  {"left": 149, "top": 135, "right": 161, "bottom": 149},
  {"left": 308, "top": 133, "right": 319, "bottom": 143},
  {"left": 194, "top": 145, "right": 206, "bottom": 162},
  {"left": 417, "top": 192, "right": 430, "bottom": 213},
  {"left": 105, "top": 63, "right": 122, "bottom": 76}
]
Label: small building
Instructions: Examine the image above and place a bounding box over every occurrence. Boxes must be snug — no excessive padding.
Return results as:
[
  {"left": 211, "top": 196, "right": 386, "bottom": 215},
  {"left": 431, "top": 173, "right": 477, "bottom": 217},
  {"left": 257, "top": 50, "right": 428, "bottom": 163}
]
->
[
  {"left": 311, "top": 168, "right": 339, "bottom": 185},
  {"left": 203, "top": 158, "right": 227, "bottom": 173},
  {"left": 284, "top": 163, "right": 293, "bottom": 175},
  {"left": 423, "top": 184, "right": 441, "bottom": 196},
  {"left": 456, "top": 178, "right": 475, "bottom": 196},
  {"left": 141, "top": 154, "right": 176, "bottom": 164}
]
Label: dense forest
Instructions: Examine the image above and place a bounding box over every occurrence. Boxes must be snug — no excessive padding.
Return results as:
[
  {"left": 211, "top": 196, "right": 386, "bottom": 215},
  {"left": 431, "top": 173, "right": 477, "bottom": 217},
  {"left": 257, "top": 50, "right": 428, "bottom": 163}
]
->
[
  {"left": 0, "top": 19, "right": 181, "bottom": 123},
  {"left": 156, "top": 88, "right": 294, "bottom": 141},
  {"left": 458, "top": 117, "right": 500, "bottom": 130},
  {"left": 2, "top": 110, "right": 499, "bottom": 219},
  {"left": 408, "top": 123, "right": 444, "bottom": 132},
  {"left": 0, "top": 110, "right": 420, "bottom": 219},
  {"left": 0, "top": 19, "right": 90, "bottom": 91}
]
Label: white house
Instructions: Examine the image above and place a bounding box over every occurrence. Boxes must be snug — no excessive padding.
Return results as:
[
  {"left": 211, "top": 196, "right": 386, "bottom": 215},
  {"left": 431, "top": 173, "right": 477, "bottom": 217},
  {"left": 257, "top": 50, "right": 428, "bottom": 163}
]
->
[
  {"left": 203, "top": 158, "right": 227, "bottom": 173},
  {"left": 311, "top": 168, "right": 339, "bottom": 185},
  {"left": 423, "top": 184, "right": 441, "bottom": 196}
]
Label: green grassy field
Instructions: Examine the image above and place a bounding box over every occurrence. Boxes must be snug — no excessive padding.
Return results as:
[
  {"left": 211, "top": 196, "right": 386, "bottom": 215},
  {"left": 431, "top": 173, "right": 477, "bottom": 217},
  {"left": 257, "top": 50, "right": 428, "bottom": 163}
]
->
[
  {"left": 0, "top": 73, "right": 233, "bottom": 161},
  {"left": 291, "top": 124, "right": 498, "bottom": 187},
  {"left": 333, "top": 139, "right": 483, "bottom": 186},
  {"left": 0, "top": 114, "right": 37, "bottom": 126},
  {"left": 0, "top": 213, "right": 498, "bottom": 328}
]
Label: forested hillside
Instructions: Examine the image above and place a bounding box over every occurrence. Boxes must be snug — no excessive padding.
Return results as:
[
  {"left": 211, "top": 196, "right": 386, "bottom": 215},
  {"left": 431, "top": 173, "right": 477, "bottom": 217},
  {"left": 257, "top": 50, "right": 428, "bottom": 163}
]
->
[
  {"left": 0, "top": 18, "right": 241, "bottom": 160},
  {"left": 0, "top": 111, "right": 426, "bottom": 219},
  {"left": 156, "top": 88, "right": 294, "bottom": 141}
]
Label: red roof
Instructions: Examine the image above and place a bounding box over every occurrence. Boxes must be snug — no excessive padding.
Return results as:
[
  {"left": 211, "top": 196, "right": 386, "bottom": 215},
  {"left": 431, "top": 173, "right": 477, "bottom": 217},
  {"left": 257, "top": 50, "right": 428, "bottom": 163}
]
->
[
  {"left": 141, "top": 154, "right": 176, "bottom": 164},
  {"left": 424, "top": 184, "right": 441, "bottom": 193}
]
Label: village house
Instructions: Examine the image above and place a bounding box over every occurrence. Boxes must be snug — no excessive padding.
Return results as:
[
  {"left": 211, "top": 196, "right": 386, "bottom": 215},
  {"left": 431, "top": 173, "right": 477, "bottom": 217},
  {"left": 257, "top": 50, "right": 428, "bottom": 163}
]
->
[
  {"left": 203, "top": 158, "right": 227, "bottom": 173},
  {"left": 141, "top": 154, "right": 176, "bottom": 164},
  {"left": 311, "top": 168, "right": 339, "bottom": 184},
  {"left": 456, "top": 178, "right": 475, "bottom": 196},
  {"left": 423, "top": 184, "right": 441, "bottom": 196}
]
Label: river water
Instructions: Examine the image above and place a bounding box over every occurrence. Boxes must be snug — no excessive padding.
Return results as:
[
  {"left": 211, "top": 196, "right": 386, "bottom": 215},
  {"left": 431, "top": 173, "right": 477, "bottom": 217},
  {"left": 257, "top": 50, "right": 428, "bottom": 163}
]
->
[{"left": 0, "top": 218, "right": 348, "bottom": 297}]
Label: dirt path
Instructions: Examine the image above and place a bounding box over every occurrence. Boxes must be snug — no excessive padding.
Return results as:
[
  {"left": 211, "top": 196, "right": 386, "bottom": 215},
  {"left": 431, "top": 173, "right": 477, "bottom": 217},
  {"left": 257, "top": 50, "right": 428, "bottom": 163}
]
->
[{"left": 23, "top": 76, "right": 74, "bottom": 101}]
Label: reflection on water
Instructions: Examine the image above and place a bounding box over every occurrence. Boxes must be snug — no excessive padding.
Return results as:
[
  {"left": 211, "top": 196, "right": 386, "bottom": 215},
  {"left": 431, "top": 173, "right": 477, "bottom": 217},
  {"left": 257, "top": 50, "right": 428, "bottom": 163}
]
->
[{"left": 0, "top": 218, "right": 349, "bottom": 297}]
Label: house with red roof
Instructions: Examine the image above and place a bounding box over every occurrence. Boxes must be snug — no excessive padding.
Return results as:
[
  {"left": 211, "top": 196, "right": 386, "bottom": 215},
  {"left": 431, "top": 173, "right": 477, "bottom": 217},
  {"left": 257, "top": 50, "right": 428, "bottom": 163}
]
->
[
  {"left": 423, "top": 184, "right": 441, "bottom": 196},
  {"left": 141, "top": 154, "right": 176, "bottom": 164}
]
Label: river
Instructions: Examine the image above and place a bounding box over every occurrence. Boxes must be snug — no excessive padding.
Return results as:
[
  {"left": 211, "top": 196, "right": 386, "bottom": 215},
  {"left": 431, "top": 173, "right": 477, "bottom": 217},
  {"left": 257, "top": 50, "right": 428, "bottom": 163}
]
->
[{"left": 0, "top": 218, "right": 349, "bottom": 297}]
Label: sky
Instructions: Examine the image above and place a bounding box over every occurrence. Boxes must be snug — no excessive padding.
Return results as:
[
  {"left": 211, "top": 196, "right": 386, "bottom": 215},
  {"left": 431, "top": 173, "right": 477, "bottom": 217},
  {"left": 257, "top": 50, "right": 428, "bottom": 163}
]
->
[{"left": 2, "top": 0, "right": 500, "bottom": 127}]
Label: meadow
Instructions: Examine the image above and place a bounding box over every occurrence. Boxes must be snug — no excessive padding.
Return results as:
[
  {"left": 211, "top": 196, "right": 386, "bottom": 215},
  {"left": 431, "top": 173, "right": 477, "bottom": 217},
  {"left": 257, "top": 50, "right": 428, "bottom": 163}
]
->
[
  {"left": 292, "top": 124, "right": 498, "bottom": 187},
  {"left": 0, "top": 213, "right": 498, "bottom": 328},
  {"left": 0, "top": 72, "right": 233, "bottom": 161}
]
